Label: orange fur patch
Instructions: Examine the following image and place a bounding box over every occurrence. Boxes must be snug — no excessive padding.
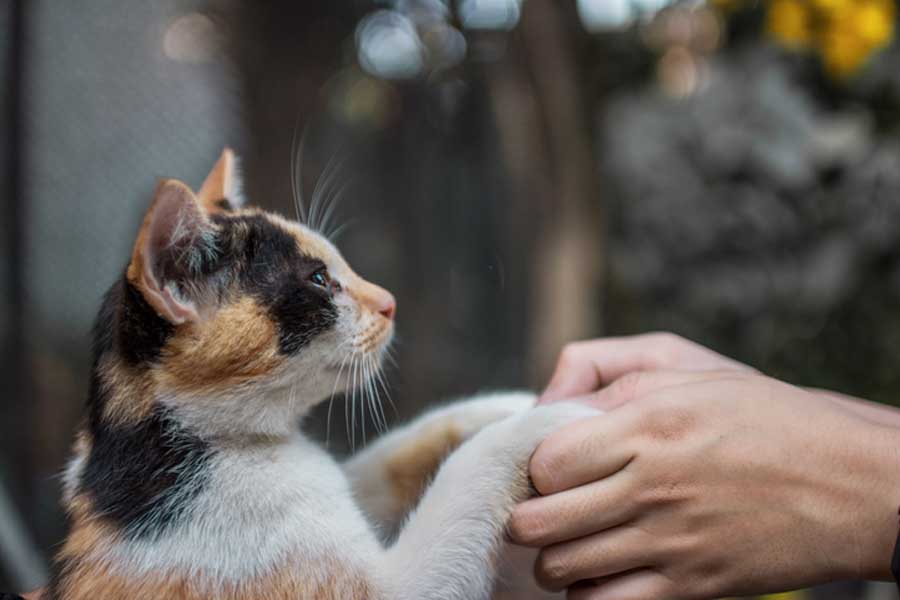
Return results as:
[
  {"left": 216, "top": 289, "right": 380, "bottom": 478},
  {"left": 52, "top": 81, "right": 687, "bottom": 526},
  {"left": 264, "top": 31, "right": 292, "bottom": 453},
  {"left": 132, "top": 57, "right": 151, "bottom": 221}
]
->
[
  {"left": 386, "top": 422, "right": 464, "bottom": 510},
  {"left": 97, "top": 357, "right": 155, "bottom": 426},
  {"left": 157, "top": 297, "right": 283, "bottom": 395},
  {"left": 57, "top": 504, "right": 375, "bottom": 599},
  {"left": 55, "top": 552, "right": 373, "bottom": 600}
]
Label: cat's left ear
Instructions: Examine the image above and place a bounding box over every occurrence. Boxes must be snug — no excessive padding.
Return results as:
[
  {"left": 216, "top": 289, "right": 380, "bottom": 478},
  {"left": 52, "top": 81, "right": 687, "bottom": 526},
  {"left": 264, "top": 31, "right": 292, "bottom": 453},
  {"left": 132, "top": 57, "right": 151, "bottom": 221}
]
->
[
  {"left": 197, "top": 147, "right": 245, "bottom": 213},
  {"left": 127, "top": 180, "right": 216, "bottom": 324}
]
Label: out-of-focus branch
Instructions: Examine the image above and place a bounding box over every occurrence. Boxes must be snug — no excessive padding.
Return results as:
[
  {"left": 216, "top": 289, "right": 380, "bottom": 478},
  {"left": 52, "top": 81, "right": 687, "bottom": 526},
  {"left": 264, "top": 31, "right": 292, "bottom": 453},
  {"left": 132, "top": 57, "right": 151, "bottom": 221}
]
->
[{"left": 519, "top": 0, "right": 605, "bottom": 382}]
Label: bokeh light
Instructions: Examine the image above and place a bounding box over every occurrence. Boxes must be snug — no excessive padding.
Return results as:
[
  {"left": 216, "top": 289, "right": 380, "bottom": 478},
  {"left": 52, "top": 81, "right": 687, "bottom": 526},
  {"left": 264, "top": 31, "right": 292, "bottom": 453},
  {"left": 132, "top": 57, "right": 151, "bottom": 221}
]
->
[{"left": 356, "top": 10, "right": 425, "bottom": 80}]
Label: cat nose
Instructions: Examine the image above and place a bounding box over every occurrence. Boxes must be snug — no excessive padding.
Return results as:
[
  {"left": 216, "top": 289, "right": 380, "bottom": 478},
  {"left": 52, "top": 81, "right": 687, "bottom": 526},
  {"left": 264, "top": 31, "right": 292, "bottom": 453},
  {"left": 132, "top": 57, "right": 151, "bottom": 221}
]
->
[
  {"left": 379, "top": 294, "right": 396, "bottom": 321},
  {"left": 357, "top": 280, "right": 397, "bottom": 321}
]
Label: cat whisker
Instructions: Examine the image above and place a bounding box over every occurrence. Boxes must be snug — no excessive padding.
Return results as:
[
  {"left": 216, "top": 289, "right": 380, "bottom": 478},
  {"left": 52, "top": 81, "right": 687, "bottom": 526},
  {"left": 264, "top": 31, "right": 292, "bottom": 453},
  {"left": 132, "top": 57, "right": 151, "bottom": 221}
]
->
[
  {"left": 310, "top": 151, "right": 349, "bottom": 233},
  {"left": 290, "top": 117, "right": 309, "bottom": 224},
  {"left": 371, "top": 357, "right": 394, "bottom": 424},
  {"left": 327, "top": 218, "right": 357, "bottom": 243},
  {"left": 363, "top": 356, "right": 381, "bottom": 436},
  {"left": 319, "top": 175, "right": 357, "bottom": 240},
  {"left": 359, "top": 359, "right": 372, "bottom": 446},
  {"left": 326, "top": 352, "right": 351, "bottom": 449},
  {"left": 287, "top": 381, "right": 297, "bottom": 415},
  {"left": 347, "top": 355, "right": 356, "bottom": 452},
  {"left": 368, "top": 355, "right": 388, "bottom": 434}
]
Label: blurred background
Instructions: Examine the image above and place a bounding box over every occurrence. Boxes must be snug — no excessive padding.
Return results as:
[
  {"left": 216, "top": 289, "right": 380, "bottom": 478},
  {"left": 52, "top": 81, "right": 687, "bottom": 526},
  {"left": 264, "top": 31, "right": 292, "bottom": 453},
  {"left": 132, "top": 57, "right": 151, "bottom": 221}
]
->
[{"left": 2, "top": 0, "right": 900, "bottom": 598}]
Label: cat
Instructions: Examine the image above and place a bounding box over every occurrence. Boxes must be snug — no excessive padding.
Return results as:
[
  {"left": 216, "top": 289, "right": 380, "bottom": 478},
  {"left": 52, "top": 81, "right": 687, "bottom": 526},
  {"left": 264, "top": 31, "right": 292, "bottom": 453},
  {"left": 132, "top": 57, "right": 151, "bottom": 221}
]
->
[{"left": 43, "top": 149, "right": 597, "bottom": 599}]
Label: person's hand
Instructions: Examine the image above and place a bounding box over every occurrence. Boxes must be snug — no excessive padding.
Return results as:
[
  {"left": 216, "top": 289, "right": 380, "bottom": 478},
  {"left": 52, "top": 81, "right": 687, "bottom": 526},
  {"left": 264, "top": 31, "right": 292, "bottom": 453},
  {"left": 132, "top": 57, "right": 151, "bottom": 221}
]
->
[
  {"left": 511, "top": 369, "right": 900, "bottom": 599},
  {"left": 539, "top": 333, "right": 753, "bottom": 406}
]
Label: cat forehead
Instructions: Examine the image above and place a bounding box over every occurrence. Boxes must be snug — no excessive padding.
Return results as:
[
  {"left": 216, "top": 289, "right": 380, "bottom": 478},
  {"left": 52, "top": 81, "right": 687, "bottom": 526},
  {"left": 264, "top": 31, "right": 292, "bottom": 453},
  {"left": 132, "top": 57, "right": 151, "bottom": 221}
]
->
[{"left": 230, "top": 209, "right": 346, "bottom": 267}]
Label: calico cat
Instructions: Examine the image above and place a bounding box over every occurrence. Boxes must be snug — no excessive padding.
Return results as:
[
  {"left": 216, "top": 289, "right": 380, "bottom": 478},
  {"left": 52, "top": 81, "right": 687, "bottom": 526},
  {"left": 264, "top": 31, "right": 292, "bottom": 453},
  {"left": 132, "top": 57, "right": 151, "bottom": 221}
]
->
[{"left": 45, "top": 149, "right": 595, "bottom": 599}]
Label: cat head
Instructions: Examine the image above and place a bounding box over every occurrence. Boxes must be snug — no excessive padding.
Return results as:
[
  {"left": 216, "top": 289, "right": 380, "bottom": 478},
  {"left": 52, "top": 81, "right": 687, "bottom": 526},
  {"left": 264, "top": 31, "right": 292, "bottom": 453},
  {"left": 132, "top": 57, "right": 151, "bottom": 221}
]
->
[{"left": 92, "top": 149, "right": 395, "bottom": 438}]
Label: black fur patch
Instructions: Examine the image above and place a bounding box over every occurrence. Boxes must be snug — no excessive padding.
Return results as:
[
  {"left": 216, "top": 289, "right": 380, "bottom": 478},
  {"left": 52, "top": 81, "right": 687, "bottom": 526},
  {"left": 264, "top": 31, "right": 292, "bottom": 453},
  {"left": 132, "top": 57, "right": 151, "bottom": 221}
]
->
[
  {"left": 118, "top": 281, "right": 175, "bottom": 366},
  {"left": 267, "top": 279, "right": 339, "bottom": 354},
  {"left": 214, "top": 197, "right": 232, "bottom": 211},
  {"left": 212, "top": 214, "right": 338, "bottom": 354},
  {"left": 0, "top": 593, "right": 25, "bottom": 600},
  {"left": 78, "top": 403, "right": 211, "bottom": 540}
]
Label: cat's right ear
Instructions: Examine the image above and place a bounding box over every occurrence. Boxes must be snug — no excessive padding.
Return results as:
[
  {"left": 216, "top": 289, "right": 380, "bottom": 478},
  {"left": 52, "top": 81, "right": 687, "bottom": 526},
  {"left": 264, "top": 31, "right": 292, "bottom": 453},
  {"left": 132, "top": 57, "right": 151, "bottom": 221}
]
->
[
  {"left": 197, "top": 147, "right": 244, "bottom": 213},
  {"left": 127, "top": 180, "right": 216, "bottom": 324}
]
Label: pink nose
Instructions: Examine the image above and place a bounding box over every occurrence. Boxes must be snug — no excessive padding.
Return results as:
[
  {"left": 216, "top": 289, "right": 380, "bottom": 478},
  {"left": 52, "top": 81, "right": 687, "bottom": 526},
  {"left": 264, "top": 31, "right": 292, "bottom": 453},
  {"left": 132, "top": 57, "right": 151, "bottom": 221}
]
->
[
  {"left": 356, "top": 279, "right": 397, "bottom": 321},
  {"left": 378, "top": 293, "right": 396, "bottom": 321}
]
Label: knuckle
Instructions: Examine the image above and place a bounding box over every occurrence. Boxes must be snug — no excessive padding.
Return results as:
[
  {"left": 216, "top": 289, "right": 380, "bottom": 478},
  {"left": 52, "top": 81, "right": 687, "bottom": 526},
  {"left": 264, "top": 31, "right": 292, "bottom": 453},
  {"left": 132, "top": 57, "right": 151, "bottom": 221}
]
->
[
  {"left": 529, "top": 437, "right": 571, "bottom": 496},
  {"left": 558, "top": 343, "right": 582, "bottom": 367},
  {"left": 534, "top": 548, "right": 570, "bottom": 591},
  {"left": 614, "top": 371, "right": 645, "bottom": 401},
  {"left": 654, "top": 331, "right": 685, "bottom": 346},
  {"left": 647, "top": 332, "right": 687, "bottom": 366},
  {"left": 508, "top": 505, "right": 547, "bottom": 545},
  {"left": 529, "top": 445, "right": 564, "bottom": 495},
  {"left": 641, "top": 401, "right": 697, "bottom": 443}
]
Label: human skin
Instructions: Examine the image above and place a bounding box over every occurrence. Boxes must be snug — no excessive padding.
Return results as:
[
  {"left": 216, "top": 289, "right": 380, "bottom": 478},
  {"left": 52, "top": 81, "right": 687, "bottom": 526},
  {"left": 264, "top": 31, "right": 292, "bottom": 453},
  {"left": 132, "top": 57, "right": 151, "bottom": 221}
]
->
[{"left": 510, "top": 333, "right": 900, "bottom": 599}]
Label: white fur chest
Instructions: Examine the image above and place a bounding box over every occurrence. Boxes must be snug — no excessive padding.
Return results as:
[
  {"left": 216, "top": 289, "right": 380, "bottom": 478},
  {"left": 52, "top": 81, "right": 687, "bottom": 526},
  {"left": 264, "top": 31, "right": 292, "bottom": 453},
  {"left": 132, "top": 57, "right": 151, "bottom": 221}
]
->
[{"left": 93, "top": 433, "right": 380, "bottom": 583}]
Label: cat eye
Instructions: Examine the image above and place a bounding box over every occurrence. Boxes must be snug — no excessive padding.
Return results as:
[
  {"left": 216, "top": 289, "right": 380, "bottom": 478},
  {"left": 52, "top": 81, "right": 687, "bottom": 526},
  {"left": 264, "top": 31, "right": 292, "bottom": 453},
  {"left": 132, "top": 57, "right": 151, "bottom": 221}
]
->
[{"left": 309, "top": 268, "right": 330, "bottom": 289}]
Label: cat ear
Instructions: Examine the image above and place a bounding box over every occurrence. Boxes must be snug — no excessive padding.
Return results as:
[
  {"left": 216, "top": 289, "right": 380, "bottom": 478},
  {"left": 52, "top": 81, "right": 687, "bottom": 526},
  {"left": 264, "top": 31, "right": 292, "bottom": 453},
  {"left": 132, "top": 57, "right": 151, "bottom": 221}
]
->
[
  {"left": 127, "top": 179, "right": 217, "bottom": 324},
  {"left": 197, "top": 147, "right": 244, "bottom": 212}
]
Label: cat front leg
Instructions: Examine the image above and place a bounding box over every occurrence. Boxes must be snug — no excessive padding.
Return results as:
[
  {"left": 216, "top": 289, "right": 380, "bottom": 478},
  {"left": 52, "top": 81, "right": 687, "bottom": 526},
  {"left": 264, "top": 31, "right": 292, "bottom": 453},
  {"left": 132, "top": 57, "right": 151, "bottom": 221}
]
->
[
  {"left": 343, "top": 392, "right": 534, "bottom": 534},
  {"left": 375, "top": 402, "right": 600, "bottom": 600}
]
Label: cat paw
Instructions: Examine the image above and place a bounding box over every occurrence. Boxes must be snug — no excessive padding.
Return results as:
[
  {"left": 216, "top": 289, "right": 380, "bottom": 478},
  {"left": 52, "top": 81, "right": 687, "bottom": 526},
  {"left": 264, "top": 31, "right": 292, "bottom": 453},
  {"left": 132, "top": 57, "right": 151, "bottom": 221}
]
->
[
  {"left": 437, "top": 391, "right": 536, "bottom": 441},
  {"left": 505, "top": 402, "right": 601, "bottom": 456}
]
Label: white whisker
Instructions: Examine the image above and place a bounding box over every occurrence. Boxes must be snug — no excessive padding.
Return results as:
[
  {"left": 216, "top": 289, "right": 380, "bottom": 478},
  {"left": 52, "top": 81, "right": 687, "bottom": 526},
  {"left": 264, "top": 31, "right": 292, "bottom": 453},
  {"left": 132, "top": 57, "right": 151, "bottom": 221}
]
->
[
  {"left": 368, "top": 356, "right": 387, "bottom": 433},
  {"left": 364, "top": 357, "right": 381, "bottom": 435},
  {"left": 310, "top": 151, "right": 349, "bottom": 232},
  {"left": 349, "top": 355, "right": 361, "bottom": 452},
  {"left": 372, "top": 357, "right": 393, "bottom": 424},
  {"left": 326, "top": 352, "right": 351, "bottom": 449},
  {"left": 327, "top": 218, "right": 357, "bottom": 243},
  {"left": 320, "top": 175, "right": 358, "bottom": 239},
  {"left": 290, "top": 117, "right": 309, "bottom": 224},
  {"left": 361, "top": 357, "right": 371, "bottom": 446}
]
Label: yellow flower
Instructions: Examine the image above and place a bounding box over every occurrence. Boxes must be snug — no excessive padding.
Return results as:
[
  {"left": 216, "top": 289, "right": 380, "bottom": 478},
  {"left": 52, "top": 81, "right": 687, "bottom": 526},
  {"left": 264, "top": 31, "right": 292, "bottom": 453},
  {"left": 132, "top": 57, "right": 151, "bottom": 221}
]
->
[
  {"left": 820, "top": 26, "right": 871, "bottom": 77},
  {"left": 758, "top": 592, "right": 808, "bottom": 600},
  {"left": 853, "top": 0, "right": 895, "bottom": 49},
  {"left": 811, "top": 0, "right": 850, "bottom": 15},
  {"left": 767, "top": 0, "right": 814, "bottom": 48}
]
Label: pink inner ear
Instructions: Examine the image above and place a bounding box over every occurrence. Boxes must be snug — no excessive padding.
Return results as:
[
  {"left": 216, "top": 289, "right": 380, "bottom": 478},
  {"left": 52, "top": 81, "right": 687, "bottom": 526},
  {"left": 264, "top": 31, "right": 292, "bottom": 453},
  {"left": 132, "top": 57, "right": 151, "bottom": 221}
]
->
[
  {"left": 139, "top": 181, "right": 207, "bottom": 324},
  {"left": 139, "top": 271, "right": 200, "bottom": 325}
]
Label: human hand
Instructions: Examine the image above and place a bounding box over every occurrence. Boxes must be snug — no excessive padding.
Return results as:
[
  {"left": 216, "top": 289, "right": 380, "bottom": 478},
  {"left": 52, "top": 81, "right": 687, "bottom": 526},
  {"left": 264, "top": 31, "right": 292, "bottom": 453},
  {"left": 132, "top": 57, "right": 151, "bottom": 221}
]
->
[
  {"left": 512, "top": 370, "right": 900, "bottom": 599},
  {"left": 539, "top": 333, "right": 752, "bottom": 406}
]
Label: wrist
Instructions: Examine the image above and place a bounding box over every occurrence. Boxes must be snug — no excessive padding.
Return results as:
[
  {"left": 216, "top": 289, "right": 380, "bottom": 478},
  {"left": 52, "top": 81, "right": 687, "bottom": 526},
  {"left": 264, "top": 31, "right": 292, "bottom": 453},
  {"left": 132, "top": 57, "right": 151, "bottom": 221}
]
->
[{"left": 843, "top": 423, "right": 900, "bottom": 581}]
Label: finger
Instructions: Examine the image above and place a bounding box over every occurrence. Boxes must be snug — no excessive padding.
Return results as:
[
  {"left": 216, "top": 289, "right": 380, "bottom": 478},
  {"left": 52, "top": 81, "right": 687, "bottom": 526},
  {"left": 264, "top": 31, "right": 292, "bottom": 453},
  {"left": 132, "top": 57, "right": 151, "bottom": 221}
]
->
[
  {"left": 529, "top": 411, "right": 639, "bottom": 496},
  {"left": 566, "top": 569, "right": 671, "bottom": 600},
  {"left": 534, "top": 526, "right": 661, "bottom": 592},
  {"left": 585, "top": 369, "right": 735, "bottom": 411},
  {"left": 540, "top": 334, "right": 752, "bottom": 404},
  {"left": 510, "top": 470, "right": 635, "bottom": 547},
  {"left": 540, "top": 337, "right": 663, "bottom": 404}
]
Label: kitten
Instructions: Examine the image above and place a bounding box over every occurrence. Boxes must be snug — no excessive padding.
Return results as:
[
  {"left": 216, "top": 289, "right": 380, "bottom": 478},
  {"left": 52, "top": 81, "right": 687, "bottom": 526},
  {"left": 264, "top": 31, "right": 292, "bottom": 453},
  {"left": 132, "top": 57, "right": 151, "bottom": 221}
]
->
[{"left": 45, "top": 149, "right": 596, "bottom": 599}]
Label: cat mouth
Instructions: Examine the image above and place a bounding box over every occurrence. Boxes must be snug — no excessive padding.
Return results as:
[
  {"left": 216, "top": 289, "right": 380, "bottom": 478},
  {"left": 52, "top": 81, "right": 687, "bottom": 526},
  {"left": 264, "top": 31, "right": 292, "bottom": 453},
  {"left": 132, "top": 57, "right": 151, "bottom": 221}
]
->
[
  {"left": 322, "top": 324, "right": 393, "bottom": 373},
  {"left": 357, "top": 322, "right": 394, "bottom": 356}
]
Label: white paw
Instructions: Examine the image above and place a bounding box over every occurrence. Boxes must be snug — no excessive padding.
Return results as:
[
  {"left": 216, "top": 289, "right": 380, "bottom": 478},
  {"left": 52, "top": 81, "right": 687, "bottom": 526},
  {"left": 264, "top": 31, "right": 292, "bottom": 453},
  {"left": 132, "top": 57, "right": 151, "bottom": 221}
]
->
[
  {"left": 437, "top": 391, "right": 536, "bottom": 440},
  {"left": 506, "top": 402, "right": 601, "bottom": 455}
]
